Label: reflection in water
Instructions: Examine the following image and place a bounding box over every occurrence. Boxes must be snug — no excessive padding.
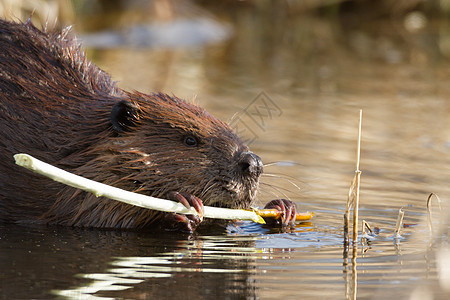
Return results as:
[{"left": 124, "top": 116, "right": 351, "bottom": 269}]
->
[
  {"left": 53, "top": 234, "right": 262, "bottom": 299},
  {"left": 56, "top": 257, "right": 171, "bottom": 298}
]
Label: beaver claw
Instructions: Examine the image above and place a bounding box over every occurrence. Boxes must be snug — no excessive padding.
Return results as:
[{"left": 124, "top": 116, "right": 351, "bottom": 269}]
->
[
  {"left": 162, "top": 212, "right": 201, "bottom": 233},
  {"left": 162, "top": 192, "right": 204, "bottom": 233},
  {"left": 167, "top": 191, "right": 204, "bottom": 219},
  {"left": 263, "top": 199, "right": 297, "bottom": 228}
]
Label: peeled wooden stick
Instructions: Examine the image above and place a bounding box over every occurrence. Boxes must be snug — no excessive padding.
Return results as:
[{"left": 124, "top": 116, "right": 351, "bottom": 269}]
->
[{"left": 14, "top": 153, "right": 266, "bottom": 224}]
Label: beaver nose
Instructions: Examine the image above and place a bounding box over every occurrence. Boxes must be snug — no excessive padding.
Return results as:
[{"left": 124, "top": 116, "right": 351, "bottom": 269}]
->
[{"left": 238, "top": 151, "right": 263, "bottom": 178}]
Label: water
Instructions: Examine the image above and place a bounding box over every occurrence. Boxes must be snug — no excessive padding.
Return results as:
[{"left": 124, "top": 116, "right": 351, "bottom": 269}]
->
[
  {"left": 1, "top": 1, "right": 450, "bottom": 299},
  {"left": 0, "top": 218, "right": 445, "bottom": 299}
]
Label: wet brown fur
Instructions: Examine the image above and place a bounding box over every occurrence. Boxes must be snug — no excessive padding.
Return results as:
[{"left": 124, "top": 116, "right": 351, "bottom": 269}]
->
[{"left": 0, "top": 19, "right": 260, "bottom": 229}]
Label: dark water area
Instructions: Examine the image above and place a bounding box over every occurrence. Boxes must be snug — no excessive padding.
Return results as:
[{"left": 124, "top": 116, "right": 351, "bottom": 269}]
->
[{"left": 1, "top": 0, "right": 450, "bottom": 299}]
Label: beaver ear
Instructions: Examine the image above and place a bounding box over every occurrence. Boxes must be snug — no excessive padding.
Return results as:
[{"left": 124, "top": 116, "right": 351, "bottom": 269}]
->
[{"left": 111, "top": 100, "right": 140, "bottom": 132}]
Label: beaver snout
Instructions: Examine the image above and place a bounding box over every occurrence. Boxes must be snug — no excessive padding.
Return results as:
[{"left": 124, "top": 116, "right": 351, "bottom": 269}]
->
[{"left": 237, "top": 151, "right": 263, "bottom": 178}]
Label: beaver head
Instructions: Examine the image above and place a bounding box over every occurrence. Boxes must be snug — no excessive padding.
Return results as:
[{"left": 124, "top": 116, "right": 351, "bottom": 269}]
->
[{"left": 108, "top": 92, "right": 264, "bottom": 209}]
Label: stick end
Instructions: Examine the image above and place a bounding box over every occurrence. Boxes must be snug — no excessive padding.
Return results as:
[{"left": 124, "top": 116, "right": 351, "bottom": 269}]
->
[
  {"left": 251, "top": 209, "right": 266, "bottom": 224},
  {"left": 14, "top": 153, "right": 33, "bottom": 168}
]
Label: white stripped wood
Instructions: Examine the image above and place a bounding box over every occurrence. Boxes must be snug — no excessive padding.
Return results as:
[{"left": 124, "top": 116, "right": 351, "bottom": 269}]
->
[{"left": 14, "top": 153, "right": 265, "bottom": 224}]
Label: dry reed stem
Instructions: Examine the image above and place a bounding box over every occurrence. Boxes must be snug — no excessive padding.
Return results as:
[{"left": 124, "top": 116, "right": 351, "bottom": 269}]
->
[
  {"left": 393, "top": 208, "right": 405, "bottom": 238},
  {"left": 344, "top": 213, "right": 349, "bottom": 248},
  {"left": 427, "top": 192, "right": 442, "bottom": 235},
  {"left": 344, "top": 110, "right": 363, "bottom": 250},
  {"left": 361, "top": 220, "right": 373, "bottom": 249},
  {"left": 352, "top": 110, "right": 363, "bottom": 247},
  {"left": 344, "top": 184, "right": 354, "bottom": 247},
  {"left": 361, "top": 220, "right": 373, "bottom": 236}
]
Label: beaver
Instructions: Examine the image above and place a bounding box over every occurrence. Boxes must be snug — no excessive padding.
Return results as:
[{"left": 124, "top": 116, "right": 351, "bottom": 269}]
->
[{"left": 0, "top": 19, "right": 297, "bottom": 232}]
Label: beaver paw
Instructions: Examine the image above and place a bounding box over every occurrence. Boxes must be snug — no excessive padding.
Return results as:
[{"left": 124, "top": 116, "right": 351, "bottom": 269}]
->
[
  {"left": 263, "top": 199, "right": 297, "bottom": 228},
  {"left": 162, "top": 192, "right": 204, "bottom": 233}
]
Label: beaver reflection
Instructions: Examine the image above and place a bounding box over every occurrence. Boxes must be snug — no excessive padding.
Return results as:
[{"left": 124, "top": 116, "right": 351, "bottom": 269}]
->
[{"left": 0, "top": 19, "right": 297, "bottom": 232}]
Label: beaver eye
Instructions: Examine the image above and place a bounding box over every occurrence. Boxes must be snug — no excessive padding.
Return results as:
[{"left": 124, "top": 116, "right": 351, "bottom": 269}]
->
[{"left": 183, "top": 135, "right": 198, "bottom": 147}]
